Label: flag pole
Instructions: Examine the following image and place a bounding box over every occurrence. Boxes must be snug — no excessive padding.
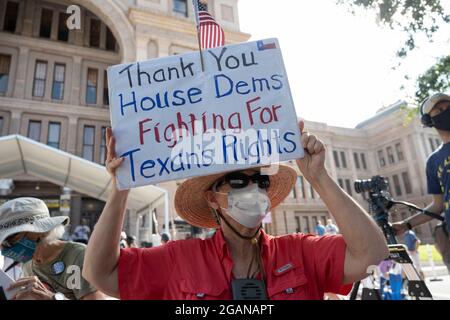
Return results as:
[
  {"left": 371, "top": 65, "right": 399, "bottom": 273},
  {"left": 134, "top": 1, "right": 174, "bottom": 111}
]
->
[
  {"left": 193, "top": 0, "right": 205, "bottom": 72},
  {"left": 196, "top": 26, "right": 205, "bottom": 72}
]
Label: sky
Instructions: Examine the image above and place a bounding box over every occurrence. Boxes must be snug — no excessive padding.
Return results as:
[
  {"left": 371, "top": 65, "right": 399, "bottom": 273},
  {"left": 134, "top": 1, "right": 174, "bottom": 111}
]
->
[{"left": 237, "top": 0, "right": 450, "bottom": 128}]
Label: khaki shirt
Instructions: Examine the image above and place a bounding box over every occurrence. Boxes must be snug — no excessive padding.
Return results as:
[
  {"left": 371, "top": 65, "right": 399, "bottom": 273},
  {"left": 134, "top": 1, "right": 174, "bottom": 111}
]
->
[{"left": 23, "top": 242, "right": 97, "bottom": 300}]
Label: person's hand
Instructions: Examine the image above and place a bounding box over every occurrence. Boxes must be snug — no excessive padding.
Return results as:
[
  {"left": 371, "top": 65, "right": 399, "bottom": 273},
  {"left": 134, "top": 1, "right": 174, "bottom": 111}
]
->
[
  {"left": 296, "top": 120, "right": 327, "bottom": 182},
  {"left": 8, "top": 276, "right": 55, "bottom": 300},
  {"left": 391, "top": 221, "right": 408, "bottom": 235},
  {"left": 105, "top": 127, "right": 125, "bottom": 182}
]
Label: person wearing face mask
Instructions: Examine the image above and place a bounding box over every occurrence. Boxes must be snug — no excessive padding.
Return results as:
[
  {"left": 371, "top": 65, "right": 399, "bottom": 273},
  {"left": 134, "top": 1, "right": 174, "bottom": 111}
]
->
[
  {"left": 392, "top": 92, "right": 450, "bottom": 274},
  {"left": 0, "top": 197, "right": 105, "bottom": 300},
  {"left": 83, "top": 121, "right": 389, "bottom": 300}
]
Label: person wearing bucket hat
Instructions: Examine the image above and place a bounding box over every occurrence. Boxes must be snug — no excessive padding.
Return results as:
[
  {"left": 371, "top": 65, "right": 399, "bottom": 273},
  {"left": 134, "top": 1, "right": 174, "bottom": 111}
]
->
[
  {"left": 0, "top": 197, "right": 105, "bottom": 300},
  {"left": 392, "top": 92, "right": 450, "bottom": 273},
  {"left": 84, "top": 122, "right": 388, "bottom": 300}
]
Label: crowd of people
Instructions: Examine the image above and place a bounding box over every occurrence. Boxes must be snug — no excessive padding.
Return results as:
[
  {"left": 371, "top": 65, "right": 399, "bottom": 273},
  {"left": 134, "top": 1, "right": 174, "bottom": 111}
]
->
[{"left": 0, "top": 93, "right": 449, "bottom": 300}]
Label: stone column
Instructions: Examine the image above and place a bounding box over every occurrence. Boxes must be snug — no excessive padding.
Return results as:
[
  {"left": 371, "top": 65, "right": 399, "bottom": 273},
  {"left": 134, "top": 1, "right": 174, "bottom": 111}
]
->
[
  {"left": 12, "top": 47, "right": 30, "bottom": 99},
  {"left": 9, "top": 110, "right": 22, "bottom": 135},
  {"left": 66, "top": 117, "right": 78, "bottom": 155},
  {"left": 21, "top": 0, "right": 35, "bottom": 37},
  {"left": 157, "top": 38, "right": 171, "bottom": 57},
  {"left": 135, "top": 36, "right": 149, "bottom": 61},
  {"left": 70, "top": 194, "right": 82, "bottom": 233},
  {"left": 70, "top": 56, "right": 82, "bottom": 106}
]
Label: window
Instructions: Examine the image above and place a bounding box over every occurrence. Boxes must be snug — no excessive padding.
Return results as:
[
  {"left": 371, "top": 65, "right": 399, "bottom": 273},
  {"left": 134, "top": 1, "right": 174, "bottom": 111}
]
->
[
  {"left": 385, "top": 176, "right": 392, "bottom": 194},
  {"left": 47, "top": 122, "right": 61, "bottom": 149},
  {"left": 82, "top": 126, "right": 95, "bottom": 161},
  {"left": 100, "top": 126, "right": 107, "bottom": 164},
  {"left": 435, "top": 139, "right": 441, "bottom": 149},
  {"left": 345, "top": 179, "right": 352, "bottom": 196},
  {"left": 57, "top": 12, "right": 69, "bottom": 41},
  {"left": 103, "top": 70, "right": 109, "bottom": 105},
  {"left": 302, "top": 216, "right": 310, "bottom": 233},
  {"left": 387, "top": 146, "right": 395, "bottom": 164},
  {"left": 173, "top": 0, "right": 188, "bottom": 16},
  {"left": 392, "top": 174, "right": 402, "bottom": 196},
  {"left": 360, "top": 153, "right": 367, "bottom": 170},
  {"left": 0, "top": 116, "right": 4, "bottom": 135},
  {"left": 337, "top": 178, "right": 344, "bottom": 189},
  {"left": 32, "top": 61, "right": 47, "bottom": 97},
  {"left": 395, "top": 143, "right": 404, "bottom": 161},
  {"left": 401, "top": 211, "right": 408, "bottom": 222},
  {"left": 312, "top": 216, "right": 318, "bottom": 228},
  {"left": 27, "top": 121, "right": 41, "bottom": 141},
  {"left": 340, "top": 151, "right": 347, "bottom": 168},
  {"left": 89, "top": 19, "right": 101, "bottom": 48},
  {"left": 333, "top": 150, "right": 340, "bottom": 168},
  {"left": 353, "top": 152, "right": 360, "bottom": 169},
  {"left": 51, "top": 63, "right": 65, "bottom": 100},
  {"left": 297, "top": 176, "right": 305, "bottom": 198},
  {"left": 3, "top": 2, "right": 19, "bottom": 32},
  {"left": 288, "top": 186, "right": 296, "bottom": 199},
  {"left": 39, "top": 8, "right": 53, "bottom": 38},
  {"left": 0, "top": 54, "right": 11, "bottom": 94},
  {"left": 309, "top": 183, "right": 315, "bottom": 199},
  {"left": 295, "top": 216, "right": 301, "bottom": 233},
  {"left": 221, "top": 4, "right": 234, "bottom": 22},
  {"left": 378, "top": 150, "right": 385, "bottom": 167},
  {"left": 402, "top": 172, "right": 412, "bottom": 194},
  {"left": 429, "top": 138, "right": 436, "bottom": 152},
  {"left": 105, "top": 27, "right": 116, "bottom": 51},
  {"left": 86, "top": 68, "right": 98, "bottom": 104}
]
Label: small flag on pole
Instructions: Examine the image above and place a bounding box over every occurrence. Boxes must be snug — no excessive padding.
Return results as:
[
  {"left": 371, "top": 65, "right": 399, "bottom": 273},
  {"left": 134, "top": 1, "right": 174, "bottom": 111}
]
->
[
  {"left": 193, "top": 0, "right": 225, "bottom": 49},
  {"left": 257, "top": 40, "right": 277, "bottom": 51}
]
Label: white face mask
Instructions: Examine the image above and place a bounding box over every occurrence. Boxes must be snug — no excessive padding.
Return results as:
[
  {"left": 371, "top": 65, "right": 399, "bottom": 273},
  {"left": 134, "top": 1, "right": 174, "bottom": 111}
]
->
[{"left": 218, "top": 183, "right": 271, "bottom": 228}]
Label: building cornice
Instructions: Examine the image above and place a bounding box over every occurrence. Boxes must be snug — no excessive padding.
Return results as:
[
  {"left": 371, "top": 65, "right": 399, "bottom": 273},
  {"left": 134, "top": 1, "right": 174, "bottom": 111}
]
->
[
  {"left": 0, "top": 32, "right": 121, "bottom": 64},
  {"left": 0, "top": 97, "right": 111, "bottom": 121},
  {"left": 128, "top": 8, "right": 251, "bottom": 44}
]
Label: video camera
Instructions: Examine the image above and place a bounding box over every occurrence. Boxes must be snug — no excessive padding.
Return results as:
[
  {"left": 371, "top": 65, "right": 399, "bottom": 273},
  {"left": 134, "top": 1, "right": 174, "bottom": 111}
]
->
[{"left": 354, "top": 175, "right": 388, "bottom": 194}]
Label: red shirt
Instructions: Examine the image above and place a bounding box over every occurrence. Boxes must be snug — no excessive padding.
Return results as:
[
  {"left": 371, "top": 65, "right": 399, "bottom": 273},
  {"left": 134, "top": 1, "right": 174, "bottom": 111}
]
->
[{"left": 118, "top": 229, "right": 352, "bottom": 300}]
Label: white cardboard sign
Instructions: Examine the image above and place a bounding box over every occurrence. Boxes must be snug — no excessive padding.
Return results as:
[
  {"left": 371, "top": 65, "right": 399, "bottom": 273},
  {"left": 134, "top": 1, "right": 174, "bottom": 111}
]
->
[{"left": 108, "top": 38, "right": 303, "bottom": 189}]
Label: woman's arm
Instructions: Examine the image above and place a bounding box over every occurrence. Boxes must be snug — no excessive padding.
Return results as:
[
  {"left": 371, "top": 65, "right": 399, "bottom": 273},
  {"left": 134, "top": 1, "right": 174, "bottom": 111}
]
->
[
  {"left": 296, "top": 121, "right": 389, "bottom": 284},
  {"left": 83, "top": 128, "right": 129, "bottom": 298}
]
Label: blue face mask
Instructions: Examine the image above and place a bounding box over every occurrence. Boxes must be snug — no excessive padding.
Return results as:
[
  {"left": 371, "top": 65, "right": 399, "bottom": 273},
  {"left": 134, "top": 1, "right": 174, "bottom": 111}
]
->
[{"left": 1, "top": 237, "right": 37, "bottom": 263}]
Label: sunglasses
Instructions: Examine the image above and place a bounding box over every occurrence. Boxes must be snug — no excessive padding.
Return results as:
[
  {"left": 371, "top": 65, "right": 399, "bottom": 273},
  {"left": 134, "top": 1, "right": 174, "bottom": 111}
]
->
[{"left": 216, "top": 171, "right": 271, "bottom": 190}]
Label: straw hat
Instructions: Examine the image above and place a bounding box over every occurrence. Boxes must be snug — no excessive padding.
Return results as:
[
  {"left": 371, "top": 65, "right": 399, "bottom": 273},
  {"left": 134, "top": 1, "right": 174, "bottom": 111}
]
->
[
  {"left": 0, "top": 197, "right": 69, "bottom": 244},
  {"left": 174, "top": 165, "right": 297, "bottom": 228}
]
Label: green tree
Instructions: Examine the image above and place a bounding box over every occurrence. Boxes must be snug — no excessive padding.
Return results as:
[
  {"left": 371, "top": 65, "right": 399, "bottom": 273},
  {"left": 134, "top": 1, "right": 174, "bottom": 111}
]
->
[
  {"left": 337, "top": 1, "right": 449, "bottom": 108},
  {"left": 336, "top": 0, "right": 450, "bottom": 57},
  {"left": 415, "top": 55, "right": 450, "bottom": 103}
]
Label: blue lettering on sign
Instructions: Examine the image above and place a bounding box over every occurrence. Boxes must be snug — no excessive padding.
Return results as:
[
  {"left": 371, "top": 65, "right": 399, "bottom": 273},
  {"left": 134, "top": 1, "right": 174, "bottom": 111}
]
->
[{"left": 118, "top": 131, "right": 297, "bottom": 183}]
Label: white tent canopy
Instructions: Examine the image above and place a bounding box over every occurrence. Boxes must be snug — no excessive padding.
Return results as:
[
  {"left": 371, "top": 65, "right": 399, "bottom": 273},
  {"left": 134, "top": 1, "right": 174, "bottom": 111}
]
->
[{"left": 0, "top": 135, "right": 167, "bottom": 213}]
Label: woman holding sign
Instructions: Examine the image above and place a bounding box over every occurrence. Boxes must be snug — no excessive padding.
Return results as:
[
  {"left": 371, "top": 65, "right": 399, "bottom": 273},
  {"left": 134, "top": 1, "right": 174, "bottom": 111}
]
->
[{"left": 83, "top": 121, "right": 389, "bottom": 300}]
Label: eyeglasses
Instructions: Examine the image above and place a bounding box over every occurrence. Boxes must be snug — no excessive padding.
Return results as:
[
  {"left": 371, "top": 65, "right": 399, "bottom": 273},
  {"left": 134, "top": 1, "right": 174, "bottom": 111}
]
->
[{"left": 216, "top": 171, "right": 271, "bottom": 190}]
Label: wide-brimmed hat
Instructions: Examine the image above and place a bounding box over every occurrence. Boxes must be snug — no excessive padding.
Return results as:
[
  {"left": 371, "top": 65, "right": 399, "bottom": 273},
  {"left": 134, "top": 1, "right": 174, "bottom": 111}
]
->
[
  {"left": 0, "top": 197, "right": 69, "bottom": 245},
  {"left": 421, "top": 93, "right": 450, "bottom": 115},
  {"left": 174, "top": 165, "right": 297, "bottom": 228}
]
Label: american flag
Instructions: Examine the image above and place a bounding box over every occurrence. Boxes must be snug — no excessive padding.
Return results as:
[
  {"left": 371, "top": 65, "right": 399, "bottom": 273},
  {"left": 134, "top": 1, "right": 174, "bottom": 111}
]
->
[{"left": 193, "top": 0, "right": 225, "bottom": 49}]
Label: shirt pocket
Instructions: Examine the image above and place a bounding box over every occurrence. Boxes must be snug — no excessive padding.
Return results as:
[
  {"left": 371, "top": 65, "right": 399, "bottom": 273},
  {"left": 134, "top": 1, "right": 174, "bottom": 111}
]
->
[
  {"left": 267, "top": 267, "right": 309, "bottom": 300},
  {"left": 180, "top": 278, "right": 228, "bottom": 300}
]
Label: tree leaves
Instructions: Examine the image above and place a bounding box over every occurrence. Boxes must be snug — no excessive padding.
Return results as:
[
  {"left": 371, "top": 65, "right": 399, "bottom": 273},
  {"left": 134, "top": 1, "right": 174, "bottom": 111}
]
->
[{"left": 336, "top": 0, "right": 450, "bottom": 57}]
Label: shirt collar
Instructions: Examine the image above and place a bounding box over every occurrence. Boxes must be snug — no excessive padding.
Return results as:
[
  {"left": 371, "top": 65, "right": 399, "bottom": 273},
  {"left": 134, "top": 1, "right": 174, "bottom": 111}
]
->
[{"left": 213, "top": 228, "right": 272, "bottom": 261}]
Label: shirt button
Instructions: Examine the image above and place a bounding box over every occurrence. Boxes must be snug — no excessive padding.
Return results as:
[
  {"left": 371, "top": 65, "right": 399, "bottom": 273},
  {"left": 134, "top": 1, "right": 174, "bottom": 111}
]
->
[
  {"left": 196, "top": 293, "right": 205, "bottom": 298},
  {"left": 285, "top": 288, "right": 294, "bottom": 294}
]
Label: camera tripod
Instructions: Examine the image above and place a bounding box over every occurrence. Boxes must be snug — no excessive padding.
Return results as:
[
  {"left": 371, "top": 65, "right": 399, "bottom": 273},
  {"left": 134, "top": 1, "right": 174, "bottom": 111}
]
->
[{"left": 349, "top": 191, "right": 444, "bottom": 300}]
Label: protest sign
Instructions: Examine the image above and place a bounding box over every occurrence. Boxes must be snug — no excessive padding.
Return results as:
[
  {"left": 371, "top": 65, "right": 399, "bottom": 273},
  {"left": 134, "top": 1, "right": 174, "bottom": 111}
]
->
[{"left": 108, "top": 38, "right": 303, "bottom": 190}]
